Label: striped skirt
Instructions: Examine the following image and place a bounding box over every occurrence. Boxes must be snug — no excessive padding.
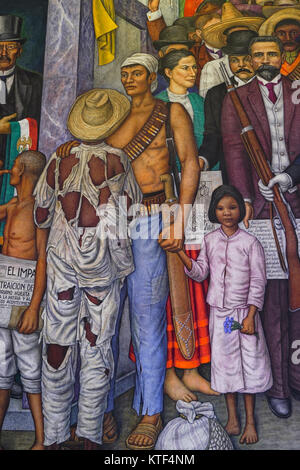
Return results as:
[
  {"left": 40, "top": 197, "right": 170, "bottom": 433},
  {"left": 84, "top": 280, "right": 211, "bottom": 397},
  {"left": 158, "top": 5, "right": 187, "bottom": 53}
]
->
[{"left": 166, "top": 247, "right": 211, "bottom": 369}]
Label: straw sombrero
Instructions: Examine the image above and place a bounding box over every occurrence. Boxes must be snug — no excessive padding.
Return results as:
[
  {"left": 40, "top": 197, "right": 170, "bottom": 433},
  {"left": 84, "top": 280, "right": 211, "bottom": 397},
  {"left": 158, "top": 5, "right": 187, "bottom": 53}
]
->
[
  {"left": 67, "top": 89, "right": 130, "bottom": 142},
  {"left": 259, "top": 7, "right": 300, "bottom": 34},
  {"left": 262, "top": 0, "right": 300, "bottom": 18},
  {"left": 202, "top": 1, "right": 265, "bottom": 48}
]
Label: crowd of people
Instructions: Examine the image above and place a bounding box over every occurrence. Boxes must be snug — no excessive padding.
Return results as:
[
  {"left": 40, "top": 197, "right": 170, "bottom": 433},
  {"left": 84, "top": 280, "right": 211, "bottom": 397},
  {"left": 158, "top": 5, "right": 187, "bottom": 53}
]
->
[{"left": 0, "top": 0, "right": 300, "bottom": 451}]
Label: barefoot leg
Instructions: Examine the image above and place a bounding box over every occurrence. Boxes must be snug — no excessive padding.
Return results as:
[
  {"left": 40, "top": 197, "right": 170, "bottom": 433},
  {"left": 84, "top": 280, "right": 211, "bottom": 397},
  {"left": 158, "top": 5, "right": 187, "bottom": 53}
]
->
[
  {"left": 182, "top": 368, "right": 220, "bottom": 396},
  {"left": 0, "top": 389, "right": 10, "bottom": 450},
  {"left": 27, "top": 393, "right": 45, "bottom": 450},
  {"left": 225, "top": 393, "right": 240, "bottom": 436},
  {"left": 240, "top": 394, "right": 258, "bottom": 445},
  {"left": 164, "top": 367, "right": 197, "bottom": 403}
]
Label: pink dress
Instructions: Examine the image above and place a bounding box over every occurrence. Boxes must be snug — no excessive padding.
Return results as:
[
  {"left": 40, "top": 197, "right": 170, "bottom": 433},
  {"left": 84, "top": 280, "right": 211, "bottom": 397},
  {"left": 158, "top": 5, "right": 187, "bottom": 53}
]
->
[{"left": 185, "top": 227, "right": 273, "bottom": 394}]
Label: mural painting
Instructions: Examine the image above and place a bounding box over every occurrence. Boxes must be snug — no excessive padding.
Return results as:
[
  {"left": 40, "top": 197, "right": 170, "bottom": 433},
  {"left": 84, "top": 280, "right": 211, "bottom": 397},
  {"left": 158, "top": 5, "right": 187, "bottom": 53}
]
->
[{"left": 0, "top": 0, "right": 300, "bottom": 454}]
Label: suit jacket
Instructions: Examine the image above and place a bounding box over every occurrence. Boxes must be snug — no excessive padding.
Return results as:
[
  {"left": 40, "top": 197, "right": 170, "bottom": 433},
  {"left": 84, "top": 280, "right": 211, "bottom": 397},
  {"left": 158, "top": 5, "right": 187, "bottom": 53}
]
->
[
  {"left": 221, "top": 75, "right": 300, "bottom": 219},
  {"left": 286, "top": 154, "right": 300, "bottom": 186},
  {"left": 0, "top": 65, "right": 43, "bottom": 164},
  {"left": 199, "top": 81, "right": 228, "bottom": 182}
]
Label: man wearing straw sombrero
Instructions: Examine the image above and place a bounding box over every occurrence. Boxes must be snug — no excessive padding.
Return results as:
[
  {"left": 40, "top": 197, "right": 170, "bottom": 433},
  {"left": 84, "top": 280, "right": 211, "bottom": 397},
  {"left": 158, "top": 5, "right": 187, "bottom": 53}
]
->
[
  {"left": 199, "top": 1, "right": 265, "bottom": 96},
  {"left": 33, "top": 89, "right": 142, "bottom": 450},
  {"left": 259, "top": 3, "right": 300, "bottom": 79}
]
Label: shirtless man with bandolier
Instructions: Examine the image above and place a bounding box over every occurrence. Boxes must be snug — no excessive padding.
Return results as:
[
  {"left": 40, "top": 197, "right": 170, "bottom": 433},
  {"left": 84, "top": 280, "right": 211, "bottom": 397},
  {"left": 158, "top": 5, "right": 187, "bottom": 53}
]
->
[{"left": 58, "top": 52, "right": 200, "bottom": 450}]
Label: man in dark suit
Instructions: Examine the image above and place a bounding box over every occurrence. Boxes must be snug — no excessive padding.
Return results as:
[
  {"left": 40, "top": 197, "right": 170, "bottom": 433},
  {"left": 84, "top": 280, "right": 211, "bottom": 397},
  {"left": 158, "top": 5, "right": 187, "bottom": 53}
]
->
[
  {"left": 0, "top": 15, "right": 43, "bottom": 165},
  {"left": 198, "top": 29, "right": 257, "bottom": 181},
  {"left": 0, "top": 14, "right": 43, "bottom": 400},
  {"left": 222, "top": 35, "right": 300, "bottom": 418}
]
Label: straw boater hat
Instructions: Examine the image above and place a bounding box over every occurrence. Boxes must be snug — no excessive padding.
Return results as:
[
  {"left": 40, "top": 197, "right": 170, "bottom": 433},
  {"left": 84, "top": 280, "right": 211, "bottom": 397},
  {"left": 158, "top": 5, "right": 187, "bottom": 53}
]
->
[
  {"left": 262, "top": 0, "right": 300, "bottom": 18},
  {"left": 202, "top": 1, "right": 265, "bottom": 48},
  {"left": 259, "top": 6, "right": 300, "bottom": 34},
  {"left": 67, "top": 89, "right": 130, "bottom": 142}
]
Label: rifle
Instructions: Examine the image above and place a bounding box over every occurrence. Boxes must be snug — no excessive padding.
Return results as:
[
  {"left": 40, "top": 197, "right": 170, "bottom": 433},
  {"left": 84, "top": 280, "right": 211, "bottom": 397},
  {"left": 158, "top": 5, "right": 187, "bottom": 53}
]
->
[{"left": 220, "top": 62, "right": 300, "bottom": 311}]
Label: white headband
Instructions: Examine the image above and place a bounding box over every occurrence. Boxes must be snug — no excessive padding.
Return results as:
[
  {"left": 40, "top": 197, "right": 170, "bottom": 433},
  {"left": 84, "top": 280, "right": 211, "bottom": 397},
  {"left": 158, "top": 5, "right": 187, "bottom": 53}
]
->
[{"left": 121, "top": 53, "right": 158, "bottom": 93}]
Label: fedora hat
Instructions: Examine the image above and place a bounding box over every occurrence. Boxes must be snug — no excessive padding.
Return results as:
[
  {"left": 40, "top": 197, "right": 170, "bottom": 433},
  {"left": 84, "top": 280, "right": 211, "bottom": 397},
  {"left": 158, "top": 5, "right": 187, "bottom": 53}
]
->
[
  {"left": 173, "top": 17, "right": 197, "bottom": 34},
  {"left": 262, "top": 0, "right": 300, "bottom": 17},
  {"left": 202, "top": 1, "right": 265, "bottom": 48},
  {"left": 153, "top": 25, "right": 194, "bottom": 50},
  {"left": 222, "top": 29, "right": 258, "bottom": 54},
  {"left": 67, "top": 89, "right": 130, "bottom": 142},
  {"left": 0, "top": 15, "right": 26, "bottom": 44},
  {"left": 259, "top": 7, "right": 300, "bottom": 34}
]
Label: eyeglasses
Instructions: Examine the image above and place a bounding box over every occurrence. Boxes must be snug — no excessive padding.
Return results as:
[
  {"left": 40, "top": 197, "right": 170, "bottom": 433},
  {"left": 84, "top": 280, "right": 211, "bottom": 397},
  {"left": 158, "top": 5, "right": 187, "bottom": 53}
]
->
[{"left": 0, "top": 44, "right": 20, "bottom": 52}]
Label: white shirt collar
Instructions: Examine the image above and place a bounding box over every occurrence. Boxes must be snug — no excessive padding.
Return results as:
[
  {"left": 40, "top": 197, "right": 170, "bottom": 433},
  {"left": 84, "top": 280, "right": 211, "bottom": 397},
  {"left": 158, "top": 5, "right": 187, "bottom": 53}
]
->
[
  {"left": 167, "top": 88, "right": 189, "bottom": 100},
  {"left": 256, "top": 73, "right": 282, "bottom": 86},
  {"left": 0, "top": 66, "right": 15, "bottom": 77},
  {"left": 235, "top": 75, "right": 255, "bottom": 87}
]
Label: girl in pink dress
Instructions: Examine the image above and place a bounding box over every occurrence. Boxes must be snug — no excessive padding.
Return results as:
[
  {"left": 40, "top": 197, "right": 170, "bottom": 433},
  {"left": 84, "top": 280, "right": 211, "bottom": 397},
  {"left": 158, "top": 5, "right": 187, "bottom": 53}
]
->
[{"left": 177, "top": 185, "right": 273, "bottom": 445}]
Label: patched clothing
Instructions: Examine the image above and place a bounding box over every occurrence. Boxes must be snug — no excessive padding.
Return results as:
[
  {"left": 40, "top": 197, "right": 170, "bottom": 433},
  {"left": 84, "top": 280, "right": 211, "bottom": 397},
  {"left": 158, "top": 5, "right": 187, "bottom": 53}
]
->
[{"left": 34, "top": 142, "right": 142, "bottom": 445}]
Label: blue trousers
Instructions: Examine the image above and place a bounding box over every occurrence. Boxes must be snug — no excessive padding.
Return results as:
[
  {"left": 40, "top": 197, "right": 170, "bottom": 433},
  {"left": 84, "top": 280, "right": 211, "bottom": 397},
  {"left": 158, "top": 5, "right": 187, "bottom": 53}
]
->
[{"left": 127, "top": 214, "right": 168, "bottom": 416}]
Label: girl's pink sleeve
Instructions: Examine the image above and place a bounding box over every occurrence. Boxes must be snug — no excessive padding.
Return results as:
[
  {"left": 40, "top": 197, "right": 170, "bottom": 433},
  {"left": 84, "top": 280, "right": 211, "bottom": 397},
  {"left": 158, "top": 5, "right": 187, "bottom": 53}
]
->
[
  {"left": 247, "top": 238, "right": 267, "bottom": 310},
  {"left": 184, "top": 237, "right": 210, "bottom": 282}
]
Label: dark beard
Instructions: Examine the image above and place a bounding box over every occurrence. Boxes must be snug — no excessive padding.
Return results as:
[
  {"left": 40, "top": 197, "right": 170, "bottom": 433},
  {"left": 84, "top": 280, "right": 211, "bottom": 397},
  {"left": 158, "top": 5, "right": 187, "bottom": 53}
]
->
[{"left": 256, "top": 64, "right": 280, "bottom": 81}]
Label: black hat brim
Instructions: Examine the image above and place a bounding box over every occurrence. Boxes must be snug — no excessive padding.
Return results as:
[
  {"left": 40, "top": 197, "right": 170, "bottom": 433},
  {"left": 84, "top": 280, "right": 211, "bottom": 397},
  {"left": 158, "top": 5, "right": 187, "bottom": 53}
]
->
[
  {"left": 222, "top": 45, "right": 250, "bottom": 55},
  {"left": 0, "top": 35, "right": 26, "bottom": 44},
  {"left": 153, "top": 39, "right": 194, "bottom": 50}
]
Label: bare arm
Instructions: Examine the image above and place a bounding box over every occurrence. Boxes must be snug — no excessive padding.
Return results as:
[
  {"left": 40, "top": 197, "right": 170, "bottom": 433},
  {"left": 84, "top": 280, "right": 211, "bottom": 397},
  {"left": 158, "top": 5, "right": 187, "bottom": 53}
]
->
[
  {"left": 18, "top": 227, "right": 49, "bottom": 334},
  {"left": 0, "top": 193, "right": 14, "bottom": 221},
  {"left": 159, "top": 103, "right": 200, "bottom": 252}
]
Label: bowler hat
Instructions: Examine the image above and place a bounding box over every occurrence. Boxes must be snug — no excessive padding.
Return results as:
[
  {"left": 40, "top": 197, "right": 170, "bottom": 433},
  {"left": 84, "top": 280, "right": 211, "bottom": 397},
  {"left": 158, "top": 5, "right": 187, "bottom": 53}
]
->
[
  {"left": 153, "top": 25, "right": 194, "bottom": 50},
  {"left": 0, "top": 15, "right": 26, "bottom": 44},
  {"left": 222, "top": 29, "right": 258, "bottom": 54},
  {"left": 173, "top": 17, "right": 196, "bottom": 34}
]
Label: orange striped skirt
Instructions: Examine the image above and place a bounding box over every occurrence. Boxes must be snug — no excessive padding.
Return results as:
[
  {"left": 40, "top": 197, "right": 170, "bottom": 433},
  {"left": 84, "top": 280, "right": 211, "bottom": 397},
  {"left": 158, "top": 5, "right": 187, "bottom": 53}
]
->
[
  {"left": 129, "top": 248, "right": 211, "bottom": 369},
  {"left": 166, "top": 247, "right": 211, "bottom": 369}
]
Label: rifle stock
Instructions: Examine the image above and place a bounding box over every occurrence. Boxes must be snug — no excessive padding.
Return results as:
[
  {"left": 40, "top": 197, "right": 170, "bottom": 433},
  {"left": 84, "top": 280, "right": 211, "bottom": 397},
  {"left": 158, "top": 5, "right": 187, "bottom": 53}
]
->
[{"left": 225, "top": 81, "right": 300, "bottom": 310}]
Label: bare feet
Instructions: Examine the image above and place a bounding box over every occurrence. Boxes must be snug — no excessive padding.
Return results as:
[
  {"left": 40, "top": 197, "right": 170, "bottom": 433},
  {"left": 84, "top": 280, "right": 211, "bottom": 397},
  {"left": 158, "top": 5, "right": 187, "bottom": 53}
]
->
[
  {"left": 182, "top": 368, "right": 221, "bottom": 396},
  {"left": 30, "top": 441, "right": 45, "bottom": 450},
  {"left": 239, "top": 423, "right": 258, "bottom": 445},
  {"left": 225, "top": 419, "right": 241, "bottom": 436},
  {"left": 126, "top": 414, "right": 162, "bottom": 450},
  {"left": 164, "top": 368, "right": 197, "bottom": 403}
]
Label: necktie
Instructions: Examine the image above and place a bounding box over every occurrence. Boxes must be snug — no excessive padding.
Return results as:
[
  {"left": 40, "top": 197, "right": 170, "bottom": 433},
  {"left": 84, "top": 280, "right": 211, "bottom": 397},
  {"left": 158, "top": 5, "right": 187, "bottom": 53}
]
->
[
  {"left": 0, "top": 71, "right": 15, "bottom": 105},
  {"left": 265, "top": 82, "right": 277, "bottom": 104}
]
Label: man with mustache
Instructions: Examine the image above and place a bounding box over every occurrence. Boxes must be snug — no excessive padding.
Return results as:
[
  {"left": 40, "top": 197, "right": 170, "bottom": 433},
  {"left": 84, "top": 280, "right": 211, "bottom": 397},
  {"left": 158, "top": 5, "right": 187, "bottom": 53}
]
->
[
  {"left": 222, "top": 36, "right": 300, "bottom": 420},
  {"left": 199, "top": 29, "right": 257, "bottom": 181},
  {"left": 0, "top": 15, "right": 43, "bottom": 165},
  {"left": 259, "top": 8, "right": 300, "bottom": 80}
]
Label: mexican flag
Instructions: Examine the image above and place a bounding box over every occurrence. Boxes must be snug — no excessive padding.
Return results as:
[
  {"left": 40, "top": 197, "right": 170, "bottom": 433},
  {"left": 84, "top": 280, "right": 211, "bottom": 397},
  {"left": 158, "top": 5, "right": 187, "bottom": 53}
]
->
[
  {"left": 0, "top": 118, "right": 38, "bottom": 238},
  {"left": 179, "top": 0, "right": 205, "bottom": 16}
]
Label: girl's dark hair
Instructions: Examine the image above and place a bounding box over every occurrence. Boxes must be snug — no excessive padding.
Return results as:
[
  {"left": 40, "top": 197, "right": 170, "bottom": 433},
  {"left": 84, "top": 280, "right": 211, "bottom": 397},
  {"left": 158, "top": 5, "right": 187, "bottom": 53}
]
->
[
  {"left": 158, "top": 49, "right": 196, "bottom": 83},
  {"left": 208, "top": 184, "right": 246, "bottom": 224}
]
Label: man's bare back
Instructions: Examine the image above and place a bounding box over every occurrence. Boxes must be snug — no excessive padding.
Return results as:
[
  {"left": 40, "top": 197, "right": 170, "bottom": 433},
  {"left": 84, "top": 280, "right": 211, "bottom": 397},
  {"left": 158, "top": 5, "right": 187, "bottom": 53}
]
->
[{"left": 37, "top": 149, "right": 127, "bottom": 228}]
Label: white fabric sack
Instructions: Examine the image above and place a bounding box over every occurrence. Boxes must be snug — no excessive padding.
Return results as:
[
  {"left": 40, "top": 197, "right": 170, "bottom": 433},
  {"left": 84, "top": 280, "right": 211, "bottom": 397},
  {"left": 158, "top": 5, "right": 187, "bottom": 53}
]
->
[{"left": 155, "top": 400, "right": 234, "bottom": 450}]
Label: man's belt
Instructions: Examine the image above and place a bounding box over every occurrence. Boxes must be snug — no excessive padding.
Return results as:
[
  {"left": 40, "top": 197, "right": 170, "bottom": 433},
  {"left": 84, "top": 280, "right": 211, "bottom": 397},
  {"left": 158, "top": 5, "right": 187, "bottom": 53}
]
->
[{"left": 139, "top": 190, "right": 166, "bottom": 216}]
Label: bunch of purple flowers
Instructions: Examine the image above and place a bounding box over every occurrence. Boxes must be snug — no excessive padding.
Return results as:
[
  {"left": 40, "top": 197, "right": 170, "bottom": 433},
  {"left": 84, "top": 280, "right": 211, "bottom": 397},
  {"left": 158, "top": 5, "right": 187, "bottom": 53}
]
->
[{"left": 223, "top": 316, "right": 259, "bottom": 339}]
